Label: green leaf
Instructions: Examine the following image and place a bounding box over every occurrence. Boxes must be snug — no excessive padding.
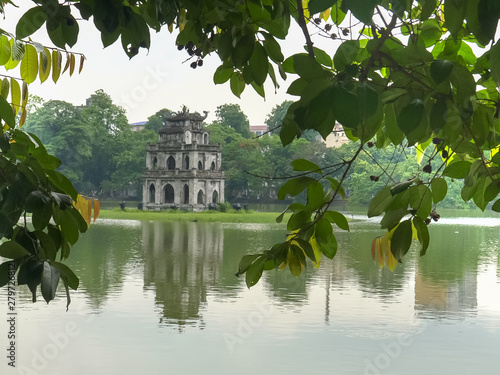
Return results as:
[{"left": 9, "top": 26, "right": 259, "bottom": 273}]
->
[
  {"left": 391, "top": 219, "right": 413, "bottom": 261},
  {"left": 0, "top": 95, "right": 15, "bottom": 128},
  {"left": 430, "top": 59, "right": 453, "bottom": 85},
  {"left": 213, "top": 65, "right": 233, "bottom": 84},
  {"left": 409, "top": 185, "right": 432, "bottom": 219},
  {"left": 230, "top": 72, "right": 245, "bottom": 98},
  {"left": 294, "top": 238, "right": 316, "bottom": 262},
  {"left": 235, "top": 254, "right": 261, "bottom": 277},
  {"left": 309, "top": 0, "right": 337, "bottom": 14},
  {"left": 323, "top": 210, "right": 350, "bottom": 231},
  {"left": 315, "top": 217, "right": 333, "bottom": 244},
  {"left": 287, "top": 245, "right": 303, "bottom": 277},
  {"left": 307, "top": 182, "right": 324, "bottom": 211},
  {"left": 444, "top": 0, "right": 465, "bottom": 37},
  {"left": 249, "top": 43, "right": 268, "bottom": 86},
  {"left": 397, "top": 99, "right": 424, "bottom": 135},
  {"left": 261, "top": 32, "right": 284, "bottom": 63},
  {"left": 291, "top": 158, "right": 321, "bottom": 172},
  {"left": 333, "top": 40, "right": 359, "bottom": 70},
  {"left": 449, "top": 63, "right": 476, "bottom": 105},
  {"left": 232, "top": 34, "right": 254, "bottom": 68},
  {"left": 431, "top": 177, "right": 448, "bottom": 204},
  {"left": 45, "top": 169, "right": 78, "bottom": 199},
  {"left": 368, "top": 186, "right": 392, "bottom": 217},
  {"left": 412, "top": 216, "right": 430, "bottom": 256},
  {"left": 245, "top": 256, "right": 266, "bottom": 288},
  {"left": 51, "top": 261, "right": 79, "bottom": 290},
  {"left": 20, "top": 44, "right": 38, "bottom": 84},
  {"left": 293, "top": 54, "right": 328, "bottom": 82},
  {"left": 312, "top": 47, "right": 332, "bottom": 67},
  {"left": 344, "top": 0, "right": 377, "bottom": 24},
  {"left": 287, "top": 210, "right": 311, "bottom": 231},
  {"left": 381, "top": 208, "right": 409, "bottom": 230},
  {"left": 319, "top": 235, "right": 337, "bottom": 259},
  {"left": 384, "top": 103, "right": 405, "bottom": 145},
  {"left": 490, "top": 40, "right": 500, "bottom": 85},
  {"left": 41, "top": 261, "right": 60, "bottom": 304},
  {"left": 331, "top": 86, "right": 360, "bottom": 128},
  {"left": 390, "top": 179, "right": 415, "bottom": 196},
  {"left": 16, "top": 6, "right": 48, "bottom": 39},
  {"left": 0, "top": 35, "right": 11, "bottom": 65},
  {"left": 0, "top": 261, "right": 17, "bottom": 288},
  {"left": 442, "top": 161, "right": 472, "bottom": 178},
  {"left": 357, "top": 83, "right": 378, "bottom": 120},
  {"left": 430, "top": 98, "right": 448, "bottom": 131},
  {"left": 278, "top": 177, "right": 317, "bottom": 200},
  {"left": 17, "top": 260, "right": 43, "bottom": 302},
  {"left": 0, "top": 241, "right": 30, "bottom": 259},
  {"left": 492, "top": 198, "right": 500, "bottom": 212}
]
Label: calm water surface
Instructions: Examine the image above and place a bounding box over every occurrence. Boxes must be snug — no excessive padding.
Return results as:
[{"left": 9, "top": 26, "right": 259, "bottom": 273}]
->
[{"left": 1, "top": 212, "right": 500, "bottom": 374}]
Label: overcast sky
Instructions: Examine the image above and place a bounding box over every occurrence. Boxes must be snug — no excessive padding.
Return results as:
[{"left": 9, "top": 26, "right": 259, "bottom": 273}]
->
[{"left": 2, "top": 3, "right": 315, "bottom": 125}]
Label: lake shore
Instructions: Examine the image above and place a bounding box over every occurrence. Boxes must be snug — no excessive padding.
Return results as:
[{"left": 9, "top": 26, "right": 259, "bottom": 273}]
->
[{"left": 97, "top": 208, "right": 287, "bottom": 223}]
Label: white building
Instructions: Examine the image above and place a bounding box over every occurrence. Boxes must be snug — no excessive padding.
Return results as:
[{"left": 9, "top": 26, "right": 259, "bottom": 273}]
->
[{"left": 142, "top": 108, "right": 224, "bottom": 211}]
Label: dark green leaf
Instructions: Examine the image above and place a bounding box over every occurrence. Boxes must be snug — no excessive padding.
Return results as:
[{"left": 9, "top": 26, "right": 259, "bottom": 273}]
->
[
  {"left": 331, "top": 86, "right": 360, "bottom": 128},
  {"left": 0, "top": 241, "right": 30, "bottom": 259},
  {"left": 430, "top": 98, "right": 447, "bottom": 131},
  {"left": 412, "top": 216, "right": 430, "bottom": 256},
  {"left": 41, "top": 261, "right": 60, "bottom": 303},
  {"left": 390, "top": 179, "right": 415, "bottom": 196},
  {"left": 293, "top": 54, "right": 328, "bottom": 82},
  {"left": 319, "top": 235, "right": 337, "bottom": 259},
  {"left": 333, "top": 40, "right": 359, "bottom": 70},
  {"left": 294, "top": 238, "right": 316, "bottom": 262},
  {"left": 235, "top": 254, "right": 261, "bottom": 277},
  {"left": 261, "top": 32, "right": 284, "bottom": 63},
  {"left": 315, "top": 217, "right": 333, "bottom": 244},
  {"left": 492, "top": 198, "right": 500, "bottom": 212},
  {"left": 409, "top": 185, "right": 433, "bottom": 219},
  {"left": 391, "top": 219, "right": 413, "bottom": 261},
  {"left": 309, "top": 0, "right": 337, "bottom": 14},
  {"left": 0, "top": 95, "right": 15, "bottom": 127},
  {"left": 430, "top": 59, "right": 453, "bottom": 85},
  {"left": 249, "top": 43, "right": 268, "bottom": 86},
  {"left": 287, "top": 210, "right": 311, "bottom": 231},
  {"left": 368, "top": 186, "right": 392, "bottom": 217},
  {"left": 0, "top": 261, "right": 17, "bottom": 288},
  {"left": 431, "top": 177, "right": 448, "bottom": 204},
  {"left": 344, "top": 0, "right": 377, "bottom": 24},
  {"left": 381, "top": 208, "right": 409, "bottom": 230},
  {"left": 327, "top": 177, "right": 346, "bottom": 199},
  {"left": 357, "top": 83, "right": 379, "bottom": 120},
  {"left": 213, "top": 65, "right": 233, "bottom": 84},
  {"left": 245, "top": 256, "right": 266, "bottom": 288},
  {"left": 291, "top": 159, "right": 321, "bottom": 172},
  {"left": 397, "top": 99, "right": 424, "bottom": 135},
  {"left": 45, "top": 170, "right": 78, "bottom": 200},
  {"left": 16, "top": 6, "right": 48, "bottom": 39}
]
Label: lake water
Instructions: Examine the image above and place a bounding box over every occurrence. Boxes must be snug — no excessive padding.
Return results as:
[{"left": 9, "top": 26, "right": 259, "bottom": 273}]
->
[{"left": 1, "top": 212, "right": 500, "bottom": 374}]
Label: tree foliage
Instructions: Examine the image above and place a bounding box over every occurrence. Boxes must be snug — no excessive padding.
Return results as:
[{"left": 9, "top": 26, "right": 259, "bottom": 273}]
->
[
  {"left": 2, "top": 0, "right": 500, "bottom": 296},
  {"left": 215, "top": 103, "right": 252, "bottom": 139}
]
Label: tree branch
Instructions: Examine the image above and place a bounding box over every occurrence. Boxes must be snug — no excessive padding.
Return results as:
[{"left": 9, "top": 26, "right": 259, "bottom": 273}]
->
[{"left": 296, "top": 0, "right": 315, "bottom": 58}]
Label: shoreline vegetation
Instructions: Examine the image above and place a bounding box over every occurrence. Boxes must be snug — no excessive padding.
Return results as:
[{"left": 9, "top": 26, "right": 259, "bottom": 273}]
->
[{"left": 97, "top": 208, "right": 289, "bottom": 224}]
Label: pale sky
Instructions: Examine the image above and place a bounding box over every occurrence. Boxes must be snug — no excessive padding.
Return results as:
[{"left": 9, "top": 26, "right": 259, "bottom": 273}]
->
[{"left": 2, "top": 3, "right": 310, "bottom": 125}]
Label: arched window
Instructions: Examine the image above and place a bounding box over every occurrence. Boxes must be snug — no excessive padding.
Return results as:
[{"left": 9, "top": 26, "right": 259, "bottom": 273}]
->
[
  {"left": 210, "top": 161, "right": 216, "bottom": 171},
  {"left": 198, "top": 160, "right": 203, "bottom": 170},
  {"left": 149, "top": 184, "right": 156, "bottom": 203},
  {"left": 164, "top": 184, "right": 174, "bottom": 203},
  {"left": 203, "top": 133, "right": 208, "bottom": 144},
  {"left": 197, "top": 190, "right": 205, "bottom": 204},
  {"left": 152, "top": 157, "right": 158, "bottom": 170},
  {"left": 212, "top": 190, "right": 218, "bottom": 204},
  {"left": 183, "top": 184, "right": 189, "bottom": 204},
  {"left": 184, "top": 155, "right": 190, "bottom": 170},
  {"left": 167, "top": 156, "right": 175, "bottom": 170}
]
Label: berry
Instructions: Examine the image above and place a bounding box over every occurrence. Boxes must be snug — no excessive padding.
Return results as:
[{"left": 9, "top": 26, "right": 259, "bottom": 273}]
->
[
  {"left": 423, "top": 164, "right": 432, "bottom": 173},
  {"left": 66, "top": 18, "right": 75, "bottom": 26},
  {"left": 314, "top": 18, "right": 321, "bottom": 24},
  {"left": 190, "top": 62, "right": 197, "bottom": 69},
  {"left": 367, "top": 141, "right": 375, "bottom": 148},
  {"left": 432, "top": 137, "right": 442, "bottom": 144},
  {"left": 441, "top": 150, "right": 449, "bottom": 159},
  {"left": 197, "top": 59, "right": 203, "bottom": 67},
  {"left": 325, "top": 24, "right": 332, "bottom": 31},
  {"left": 342, "top": 28, "right": 349, "bottom": 36},
  {"left": 177, "top": 45, "right": 185, "bottom": 50},
  {"left": 425, "top": 218, "right": 431, "bottom": 225}
]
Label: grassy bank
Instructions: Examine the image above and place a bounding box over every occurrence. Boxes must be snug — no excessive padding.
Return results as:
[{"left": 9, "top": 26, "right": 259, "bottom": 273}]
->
[{"left": 97, "top": 208, "right": 288, "bottom": 224}]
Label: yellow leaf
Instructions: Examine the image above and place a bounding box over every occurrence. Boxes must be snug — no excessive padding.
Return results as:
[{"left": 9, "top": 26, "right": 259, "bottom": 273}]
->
[
  {"left": 287, "top": 248, "right": 303, "bottom": 277},
  {"left": 321, "top": 8, "right": 331, "bottom": 21},
  {"left": 69, "top": 53, "right": 75, "bottom": 76},
  {"left": 1, "top": 78, "right": 9, "bottom": 99},
  {"left": 10, "top": 78, "right": 20, "bottom": 115},
  {"left": 93, "top": 199, "right": 100, "bottom": 222},
  {"left": 376, "top": 238, "right": 384, "bottom": 268},
  {"left": 21, "top": 81, "right": 28, "bottom": 109},
  {"left": 78, "top": 55, "right": 85, "bottom": 74},
  {"left": 415, "top": 144, "right": 425, "bottom": 165},
  {"left": 4, "top": 39, "right": 20, "bottom": 71},
  {"left": 62, "top": 53, "right": 70, "bottom": 74},
  {"left": 302, "top": 0, "right": 310, "bottom": 19},
  {"left": 310, "top": 235, "right": 322, "bottom": 269},
  {"left": 39, "top": 48, "right": 51, "bottom": 83},
  {"left": 76, "top": 195, "right": 90, "bottom": 227},
  {"left": 386, "top": 242, "right": 398, "bottom": 272},
  {"left": 87, "top": 198, "right": 92, "bottom": 225},
  {"left": 18, "top": 108, "right": 27, "bottom": 128},
  {"left": 52, "top": 50, "right": 61, "bottom": 83},
  {"left": 371, "top": 237, "right": 377, "bottom": 260},
  {"left": 20, "top": 44, "right": 38, "bottom": 84}
]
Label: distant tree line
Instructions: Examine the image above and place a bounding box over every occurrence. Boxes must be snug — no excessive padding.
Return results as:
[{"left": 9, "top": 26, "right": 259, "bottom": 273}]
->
[{"left": 24, "top": 92, "right": 471, "bottom": 208}]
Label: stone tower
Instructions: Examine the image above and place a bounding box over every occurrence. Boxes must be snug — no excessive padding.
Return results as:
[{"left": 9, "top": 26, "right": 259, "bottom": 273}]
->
[{"left": 142, "top": 107, "right": 224, "bottom": 211}]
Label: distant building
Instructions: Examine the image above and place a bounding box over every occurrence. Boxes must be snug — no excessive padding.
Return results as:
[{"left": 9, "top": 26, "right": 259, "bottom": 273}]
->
[
  {"left": 325, "top": 123, "right": 349, "bottom": 148},
  {"left": 131, "top": 121, "right": 147, "bottom": 132},
  {"left": 142, "top": 107, "right": 224, "bottom": 211},
  {"left": 250, "top": 124, "right": 269, "bottom": 136}
]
